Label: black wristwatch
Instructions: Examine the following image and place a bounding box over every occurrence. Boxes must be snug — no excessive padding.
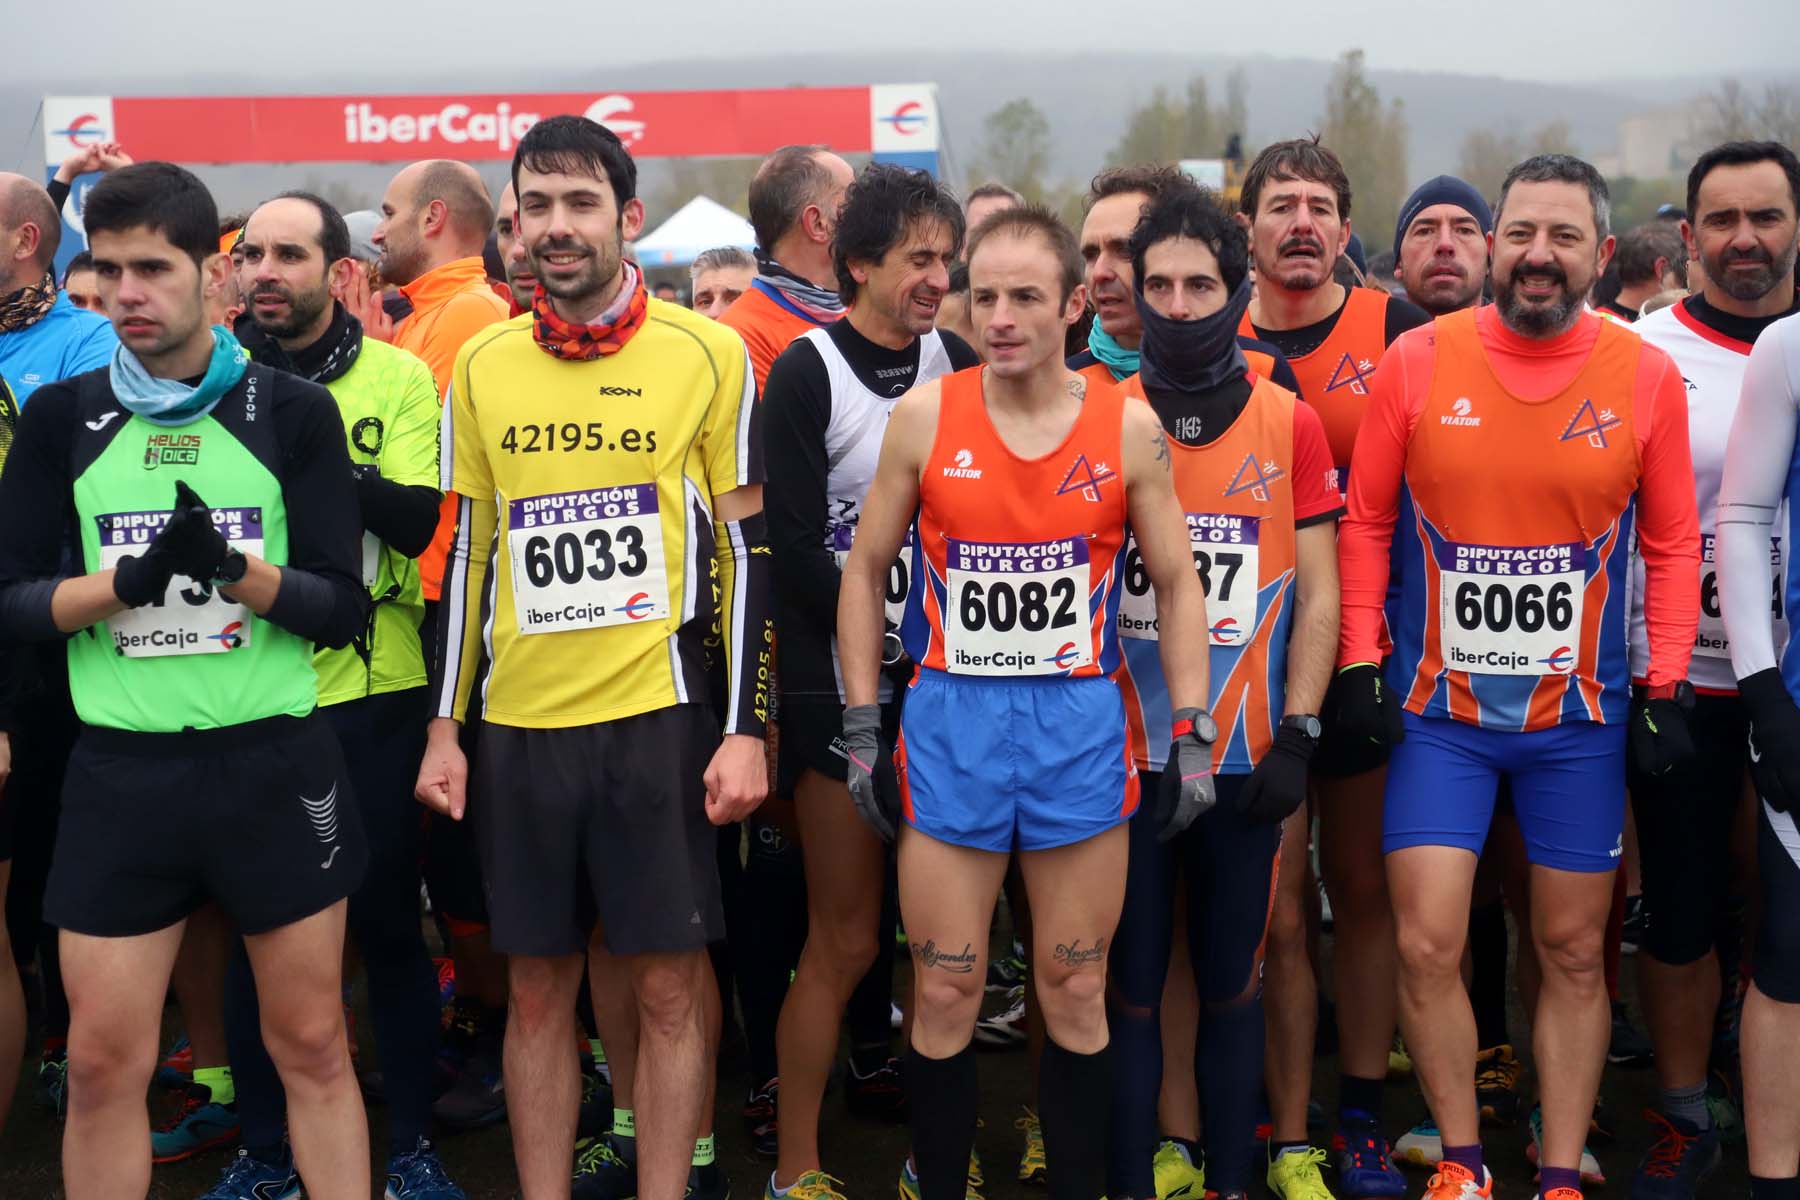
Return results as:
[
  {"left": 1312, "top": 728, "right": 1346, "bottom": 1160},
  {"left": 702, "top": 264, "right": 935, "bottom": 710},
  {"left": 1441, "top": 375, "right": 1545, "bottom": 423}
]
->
[
  {"left": 211, "top": 548, "right": 249, "bottom": 587},
  {"left": 1281, "top": 713, "right": 1323, "bottom": 742}
]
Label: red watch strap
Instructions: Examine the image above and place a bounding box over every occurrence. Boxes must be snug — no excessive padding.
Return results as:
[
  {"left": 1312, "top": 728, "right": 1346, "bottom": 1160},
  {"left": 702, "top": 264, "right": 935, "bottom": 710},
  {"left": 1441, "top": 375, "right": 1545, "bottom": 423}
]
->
[
  {"left": 1646, "top": 682, "right": 1678, "bottom": 700},
  {"left": 1171, "top": 718, "right": 1194, "bottom": 740}
]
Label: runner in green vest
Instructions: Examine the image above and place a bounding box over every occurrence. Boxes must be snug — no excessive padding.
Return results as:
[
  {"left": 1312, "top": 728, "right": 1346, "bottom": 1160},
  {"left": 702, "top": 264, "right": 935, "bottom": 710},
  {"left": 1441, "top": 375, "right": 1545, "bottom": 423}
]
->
[{"left": 0, "top": 162, "right": 369, "bottom": 1200}]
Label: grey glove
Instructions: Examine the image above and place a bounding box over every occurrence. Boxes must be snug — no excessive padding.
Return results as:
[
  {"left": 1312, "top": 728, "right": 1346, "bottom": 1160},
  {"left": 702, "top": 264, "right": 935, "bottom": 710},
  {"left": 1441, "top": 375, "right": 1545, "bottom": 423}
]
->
[
  {"left": 843, "top": 703, "right": 899, "bottom": 841},
  {"left": 1154, "top": 706, "right": 1218, "bottom": 842}
]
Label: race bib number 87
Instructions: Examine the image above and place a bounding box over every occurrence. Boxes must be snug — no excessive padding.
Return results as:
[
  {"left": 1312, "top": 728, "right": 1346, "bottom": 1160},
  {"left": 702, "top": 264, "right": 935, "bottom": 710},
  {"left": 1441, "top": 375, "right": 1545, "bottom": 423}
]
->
[
  {"left": 943, "top": 535, "right": 1090, "bottom": 676},
  {"left": 508, "top": 485, "right": 669, "bottom": 635},
  {"left": 1118, "top": 514, "right": 1259, "bottom": 645},
  {"left": 1437, "top": 541, "right": 1583, "bottom": 676},
  {"left": 97, "top": 508, "right": 261, "bottom": 657}
]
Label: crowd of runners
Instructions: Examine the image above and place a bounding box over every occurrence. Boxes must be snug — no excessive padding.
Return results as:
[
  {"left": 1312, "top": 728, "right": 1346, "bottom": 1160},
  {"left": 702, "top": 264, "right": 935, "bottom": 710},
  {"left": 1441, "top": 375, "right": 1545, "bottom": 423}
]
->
[{"left": 0, "top": 108, "right": 1797, "bottom": 1200}]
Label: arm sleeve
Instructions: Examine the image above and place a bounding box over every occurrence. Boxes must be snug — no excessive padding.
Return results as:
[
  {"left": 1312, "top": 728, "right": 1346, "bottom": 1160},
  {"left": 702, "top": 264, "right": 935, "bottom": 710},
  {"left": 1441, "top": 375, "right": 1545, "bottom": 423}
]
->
[
  {"left": 762, "top": 343, "right": 845, "bottom": 634},
  {"left": 361, "top": 356, "right": 444, "bottom": 557},
  {"left": 1290, "top": 399, "right": 1346, "bottom": 526},
  {"left": 704, "top": 335, "right": 772, "bottom": 736},
  {"left": 1336, "top": 336, "right": 1427, "bottom": 666},
  {"left": 46, "top": 178, "right": 70, "bottom": 211},
  {"left": 355, "top": 476, "right": 441, "bottom": 558},
  {"left": 266, "top": 385, "right": 369, "bottom": 648},
  {"left": 0, "top": 385, "right": 79, "bottom": 641},
  {"left": 1719, "top": 322, "right": 1800, "bottom": 679},
  {"left": 1633, "top": 348, "right": 1703, "bottom": 687},
  {"left": 432, "top": 351, "right": 498, "bottom": 722}
]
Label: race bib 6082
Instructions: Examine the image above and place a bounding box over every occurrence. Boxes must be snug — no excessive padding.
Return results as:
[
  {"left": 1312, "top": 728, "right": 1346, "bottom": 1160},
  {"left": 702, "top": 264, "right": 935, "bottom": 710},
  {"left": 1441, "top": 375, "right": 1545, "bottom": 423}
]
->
[
  {"left": 508, "top": 484, "right": 669, "bottom": 635},
  {"left": 943, "top": 535, "right": 1090, "bottom": 676}
]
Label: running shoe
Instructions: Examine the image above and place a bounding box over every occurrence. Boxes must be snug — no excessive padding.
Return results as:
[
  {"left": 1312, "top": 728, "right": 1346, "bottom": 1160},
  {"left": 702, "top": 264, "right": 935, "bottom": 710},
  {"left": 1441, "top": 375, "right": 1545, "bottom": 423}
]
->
[
  {"left": 1475, "top": 1044, "right": 1523, "bottom": 1126},
  {"left": 1016, "top": 1107, "right": 1046, "bottom": 1184},
  {"left": 1393, "top": 1117, "right": 1442, "bottom": 1169},
  {"left": 1387, "top": 1035, "right": 1413, "bottom": 1078},
  {"left": 1608, "top": 1000, "right": 1655, "bottom": 1068},
  {"left": 1589, "top": 1094, "right": 1619, "bottom": 1147},
  {"left": 580, "top": 1062, "right": 615, "bottom": 1139},
  {"left": 151, "top": 1082, "right": 239, "bottom": 1163},
  {"left": 1621, "top": 895, "right": 1643, "bottom": 956},
  {"left": 37, "top": 1048, "right": 67, "bottom": 1119},
  {"left": 897, "top": 1155, "right": 986, "bottom": 1200},
  {"left": 1536, "top": 1189, "right": 1585, "bottom": 1200},
  {"left": 433, "top": 1040, "right": 505, "bottom": 1131},
  {"left": 573, "top": 1135, "right": 637, "bottom": 1200},
  {"left": 1420, "top": 1163, "right": 1492, "bottom": 1200},
  {"left": 434, "top": 956, "right": 457, "bottom": 1021},
  {"left": 846, "top": 1056, "right": 907, "bottom": 1122},
  {"left": 155, "top": 1035, "right": 194, "bottom": 1089},
  {"left": 766, "top": 1171, "right": 846, "bottom": 1200},
  {"left": 385, "top": 1136, "right": 467, "bottom": 1199},
  {"left": 1705, "top": 1067, "right": 1744, "bottom": 1144},
  {"left": 745, "top": 1077, "right": 779, "bottom": 1159},
  {"left": 1627, "top": 1110, "right": 1721, "bottom": 1200},
  {"left": 199, "top": 1148, "right": 300, "bottom": 1200},
  {"left": 1154, "top": 1139, "right": 1207, "bottom": 1200},
  {"left": 1265, "top": 1146, "right": 1332, "bottom": 1200},
  {"left": 1526, "top": 1104, "right": 1605, "bottom": 1187},
  {"left": 688, "top": 1163, "right": 730, "bottom": 1200},
  {"left": 1333, "top": 1111, "right": 1406, "bottom": 1198},
  {"left": 986, "top": 952, "right": 1028, "bottom": 994},
  {"left": 975, "top": 986, "right": 1028, "bottom": 1048}
]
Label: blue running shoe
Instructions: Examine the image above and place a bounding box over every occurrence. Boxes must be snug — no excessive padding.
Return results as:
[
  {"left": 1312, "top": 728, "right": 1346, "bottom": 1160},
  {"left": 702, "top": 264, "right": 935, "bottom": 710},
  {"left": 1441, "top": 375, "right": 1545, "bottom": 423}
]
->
[
  {"left": 155, "top": 1035, "right": 194, "bottom": 1089},
  {"left": 37, "top": 1049, "right": 67, "bottom": 1119},
  {"left": 386, "top": 1136, "right": 467, "bottom": 1199},
  {"left": 198, "top": 1148, "right": 300, "bottom": 1200},
  {"left": 1627, "top": 1110, "right": 1721, "bottom": 1200},
  {"left": 151, "top": 1082, "right": 239, "bottom": 1163},
  {"left": 1333, "top": 1110, "right": 1406, "bottom": 1198}
]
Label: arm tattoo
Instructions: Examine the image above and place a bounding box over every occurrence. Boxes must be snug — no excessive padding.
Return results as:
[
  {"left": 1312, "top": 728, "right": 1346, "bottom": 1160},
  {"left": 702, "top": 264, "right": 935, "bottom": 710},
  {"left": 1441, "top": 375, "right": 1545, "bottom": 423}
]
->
[
  {"left": 1151, "top": 428, "right": 1171, "bottom": 471},
  {"left": 1052, "top": 937, "right": 1107, "bottom": 967},
  {"left": 911, "top": 939, "right": 978, "bottom": 973}
]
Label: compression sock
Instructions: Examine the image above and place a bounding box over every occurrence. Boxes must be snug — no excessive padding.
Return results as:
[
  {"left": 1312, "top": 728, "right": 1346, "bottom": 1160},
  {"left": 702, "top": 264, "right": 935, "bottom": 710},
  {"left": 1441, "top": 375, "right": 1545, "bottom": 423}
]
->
[
  {"left": 193, "top": 1065, "right": 235, "bottom": 1107},
  {"left": 1338, "top": 1072, "right": 1386, "bottom": 1126},
  {"left": 905, "top": 1045, "right": 980, "bottom": 1200},
  {"left": 1751, "top": 1176, "right": 1800, "bottom": 1200},
  {"left": 1659, "top": 1080, "right": 1711, "bottom": 1130},
  {"left": 613, "top": 1108, "right": 638, "bottom": 1162},
  {"left": 1039, "top": 1038, "right": 1114, "bottom": 1200},
  {"left": 692, "top": 1134, "right": 716, "bottom": 1167},
  {"left": 1441, "top": 1142, "right": 1483, "bottom": 1178},
  {"left": 1540, "top": 1165, "right": 1583, "bottom": 1195},
  {"left": 1198, "top": 1000, "right": 1264, "bottom": 1194},
  {"left": 1107, "top": 993, "right": 1162, "bottom": 1200},
  {"left": 1469, "top": 901, "right": 1511, "bottom": 1049}
]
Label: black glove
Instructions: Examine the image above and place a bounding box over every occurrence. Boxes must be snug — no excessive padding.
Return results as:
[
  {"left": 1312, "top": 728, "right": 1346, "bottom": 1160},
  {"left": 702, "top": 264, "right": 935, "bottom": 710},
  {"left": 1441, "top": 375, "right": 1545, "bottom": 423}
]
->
[
  {"left": 1330, "top": 663, "right": 1405, "bottom": 748},
  {"left": 111, "top": 544, "right": 177, "bottom": 608},
  {"left": 159, "top": 480, "right": 231, "bottom": 581},
  {"left": 1741, "top": 668, "right": 1800, "bottom": 812},
  {"left": 843, "top": 703, "right": 900, "bottom": 841},
  {"left": 1155, "top": 706, "right": 1217, "bottom": 842},
  {"left": 1238, "top": 723, "right": 1316, "bottom": 824},
  {"left": 1628, "top": 682, "right": 1696, "bottom": 777}
]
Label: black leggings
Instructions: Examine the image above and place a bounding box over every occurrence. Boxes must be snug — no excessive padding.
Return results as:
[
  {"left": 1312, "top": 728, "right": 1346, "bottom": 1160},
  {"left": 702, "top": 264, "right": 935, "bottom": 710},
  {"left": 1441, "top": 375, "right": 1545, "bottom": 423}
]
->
[
  {"left": 224, "top": 689, "right": 439, "bottom": 1155},
  {"left": 1107, "top": 774, "right": 1282, "bottom": 1198}
]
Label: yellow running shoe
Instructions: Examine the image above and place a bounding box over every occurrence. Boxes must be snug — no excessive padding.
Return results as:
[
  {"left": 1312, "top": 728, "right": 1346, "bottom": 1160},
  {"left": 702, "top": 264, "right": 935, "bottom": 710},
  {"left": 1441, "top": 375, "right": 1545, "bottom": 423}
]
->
[
  {"left": 1016, "top": 1108, "right": 1046, "bottom": 1185},
  {"left": 1388, "top": 1034, "right": 1414, "bottom": 1078},
  {"left": 1153, "top": 1139, "right": 1206, "bottom": 1200},
  {"left": 769, "top": 1172, "right": 847, "bottom": 1200},
  {"left": 1266, "top": 1146, "right": 1336, "bottom": 1200}
]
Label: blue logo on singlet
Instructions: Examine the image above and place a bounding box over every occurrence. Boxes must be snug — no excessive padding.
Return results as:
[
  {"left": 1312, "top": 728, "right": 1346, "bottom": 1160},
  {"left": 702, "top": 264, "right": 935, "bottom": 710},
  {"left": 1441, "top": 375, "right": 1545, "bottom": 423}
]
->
[{"left": 1560, "top": 399, "right": 1624, "bottom": 449}]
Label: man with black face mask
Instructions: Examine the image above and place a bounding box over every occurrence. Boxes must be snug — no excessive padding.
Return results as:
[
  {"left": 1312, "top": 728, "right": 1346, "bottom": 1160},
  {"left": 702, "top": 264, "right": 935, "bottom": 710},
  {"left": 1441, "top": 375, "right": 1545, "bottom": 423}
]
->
[{"left": 1107, "top": 181, "right": 1343, "bottom": 1200}]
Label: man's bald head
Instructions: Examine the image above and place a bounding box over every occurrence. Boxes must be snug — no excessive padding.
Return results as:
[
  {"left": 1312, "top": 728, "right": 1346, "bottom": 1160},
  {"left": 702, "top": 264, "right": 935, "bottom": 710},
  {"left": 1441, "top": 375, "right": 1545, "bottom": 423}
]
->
[
  {"left": 1, "top": 174, "right": 62, "bottom": 287},
  {"left": 375, "top": 159, "right": 495, "bottom": 284}
]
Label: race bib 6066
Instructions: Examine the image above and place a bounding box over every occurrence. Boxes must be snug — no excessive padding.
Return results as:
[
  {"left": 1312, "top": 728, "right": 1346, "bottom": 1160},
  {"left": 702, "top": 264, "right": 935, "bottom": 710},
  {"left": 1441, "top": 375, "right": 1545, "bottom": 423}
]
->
[
  {"left": 943, "top": 535, "right": 1090, "bottom": 676},
  {"left": 97, "top": 507, "right": 261, "bottom": 658},
  {"left": 508, "top": 484, "right": 669, "bottom": 635},
  {"left": 1437, "top": 540, "right": 1583, "bottom": 676},
  {"left": 1118, "top": 513, "right": 1260, "bottom": 645}
]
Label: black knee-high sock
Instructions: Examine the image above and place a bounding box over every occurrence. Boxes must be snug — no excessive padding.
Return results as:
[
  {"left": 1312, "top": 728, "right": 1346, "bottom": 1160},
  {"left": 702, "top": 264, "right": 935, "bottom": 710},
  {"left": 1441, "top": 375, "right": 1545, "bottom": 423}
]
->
[
  {"left": 1040, "top": 1039, "right": 1114, "bottom": 1200},
  {"left": 906, "top": 1045, "right": 980, "bottom": 1200},
  {"left": 1198, "top": 999, "right": 1264, "bottom": 1194},
  {"left": 1469, "top": 901, "right": 1510, "bottom": 1050}
]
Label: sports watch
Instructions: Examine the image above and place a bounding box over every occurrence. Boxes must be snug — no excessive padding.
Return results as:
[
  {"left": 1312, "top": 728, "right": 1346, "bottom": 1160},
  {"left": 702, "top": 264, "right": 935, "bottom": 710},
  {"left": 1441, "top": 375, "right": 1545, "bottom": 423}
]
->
[
  {"left": 1172, "top": 710, "right": 1219, "bottom": 744},
  {"left": 211, "top": 548, "right": 249, "bottom": 588},
  {"left": 1281, "top": 713, "right": 1323, "bottom": 742}
]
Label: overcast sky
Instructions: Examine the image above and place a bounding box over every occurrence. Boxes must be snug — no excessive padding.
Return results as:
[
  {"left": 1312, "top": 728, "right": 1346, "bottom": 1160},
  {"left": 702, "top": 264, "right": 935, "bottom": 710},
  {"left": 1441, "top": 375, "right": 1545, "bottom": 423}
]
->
[{"left": 8, "top": 0, "right": 1797, "bottom": 93}]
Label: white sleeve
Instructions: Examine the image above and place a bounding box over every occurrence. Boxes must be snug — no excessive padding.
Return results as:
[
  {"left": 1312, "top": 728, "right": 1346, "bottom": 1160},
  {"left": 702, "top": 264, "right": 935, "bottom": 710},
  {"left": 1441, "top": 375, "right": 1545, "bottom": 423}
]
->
[{"left": 1719, "top": 317, "right": 1800, "bottom": 679}]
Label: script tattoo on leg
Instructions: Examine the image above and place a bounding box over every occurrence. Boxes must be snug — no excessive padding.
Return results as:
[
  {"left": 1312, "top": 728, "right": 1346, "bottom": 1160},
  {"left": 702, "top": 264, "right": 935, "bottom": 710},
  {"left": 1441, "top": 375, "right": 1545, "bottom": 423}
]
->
[
  {"left": 1052, "top": 937, "right": 1107, "bottom": 967},
  {"left": 911, "top": 939, "right": 978, "bottom": 973}
]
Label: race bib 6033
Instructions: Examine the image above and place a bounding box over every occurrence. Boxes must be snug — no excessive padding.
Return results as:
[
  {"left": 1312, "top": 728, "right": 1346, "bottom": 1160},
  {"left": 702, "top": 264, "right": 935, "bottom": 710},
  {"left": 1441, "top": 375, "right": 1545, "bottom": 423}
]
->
[{"left": 507, "top": 484, "right": 669, "bottom": 635}]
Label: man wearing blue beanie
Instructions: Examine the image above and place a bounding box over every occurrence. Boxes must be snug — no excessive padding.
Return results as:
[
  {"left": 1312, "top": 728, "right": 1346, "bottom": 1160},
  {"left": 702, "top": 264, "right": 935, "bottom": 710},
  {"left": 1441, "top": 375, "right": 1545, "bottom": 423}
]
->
[{"left": 1392, "top": 176, "right": 1493, "bottom": 316}]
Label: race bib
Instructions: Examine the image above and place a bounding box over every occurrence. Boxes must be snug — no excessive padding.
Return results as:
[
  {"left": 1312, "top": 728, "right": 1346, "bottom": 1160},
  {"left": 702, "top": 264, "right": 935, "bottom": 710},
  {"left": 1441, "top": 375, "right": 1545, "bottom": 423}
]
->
[
  {"left": 832, "top": 524, "right": 913, "bottom": 629},
  {"left": 1437, "top": 541, "right": 1584, "bottom": 676},
  {"left": 942, "top": 535, "right": 1090, "bottom": 676},
  {"left": 96, "top": 507, "right": 261, "bottom": 658},
  {"left": 1118, "top": 514, "right": 1260, "bottom": 645},
  {"left": 507, "top": 484, "right": 669, "bottom": 635},
  {"left": 1696, "top": 532, "right": 1783, "bottom": 660}
]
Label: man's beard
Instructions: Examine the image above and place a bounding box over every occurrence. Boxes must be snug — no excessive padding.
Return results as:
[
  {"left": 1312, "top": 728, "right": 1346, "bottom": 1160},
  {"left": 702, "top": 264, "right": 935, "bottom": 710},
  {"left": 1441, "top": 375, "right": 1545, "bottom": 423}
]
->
[
  {"left": 1495, "top": 259, "right": 1587, "bottom": 337},
  {"left": 247, "top": 284, "right": 330, "bottom": 340},
  {"left": 532, "top": 234, "right": 622, "bottom": 307},
  {"left": 1703, "top": 241, "right": 1797, "bottom": 303}
]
